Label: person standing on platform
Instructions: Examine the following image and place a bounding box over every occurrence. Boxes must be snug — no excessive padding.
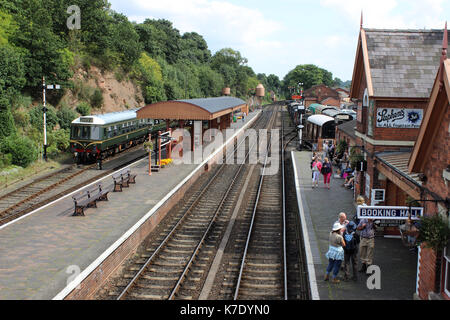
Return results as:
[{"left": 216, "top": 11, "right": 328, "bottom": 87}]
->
[
  {"left": 323, "top": 140, "right": 329, "bottom": 159},
  {"left": 335, "top": 212, "right": 349, "bottom": 228},
  {"left": 311, "top": 156, "right": 322, "bottom": 188},
  {"left": 343, "top": 221, "right": 360, "bottom": 281},
  {"left": 321, "top": 157, "right": 332, "bottom": 189},
  {"left": 357, "top": 217, "right": 376, "bottom": 273},
  {"left": 324, "top": 222, "right": 346, "bottom": 283}
]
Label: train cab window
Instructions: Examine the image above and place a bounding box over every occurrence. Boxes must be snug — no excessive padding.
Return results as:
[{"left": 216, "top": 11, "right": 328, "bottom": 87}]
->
[{"left": 73, "top": 126, "right": 90, "bottom": 139}]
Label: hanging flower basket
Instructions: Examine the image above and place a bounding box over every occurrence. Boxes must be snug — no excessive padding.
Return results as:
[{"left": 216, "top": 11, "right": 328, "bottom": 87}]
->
[{"left": 143, "top": 141, "right": 153, "bottom": 153}]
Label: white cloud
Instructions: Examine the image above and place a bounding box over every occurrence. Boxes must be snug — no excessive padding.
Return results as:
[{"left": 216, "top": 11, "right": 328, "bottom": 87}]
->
[
  {"left": 320, "top": 0, "right": 446, "bottom": 29},
  {"left": 127, "top": 0, "right": 282, "bottom": 48}
]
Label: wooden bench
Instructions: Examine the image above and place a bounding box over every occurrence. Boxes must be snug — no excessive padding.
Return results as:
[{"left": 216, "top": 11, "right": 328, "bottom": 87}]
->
[
  {"left": 112, "top": 169, "right": 137, "bottom": 192},
  {"left": 72, "top": 184, "right": 110, "bottom": 216}
]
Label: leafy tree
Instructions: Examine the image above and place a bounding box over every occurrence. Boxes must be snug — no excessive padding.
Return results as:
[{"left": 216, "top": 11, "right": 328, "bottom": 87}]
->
[
  {"left": 179, "top": 32, "right": 211, "bottom": 64},
  {"left": 282, "top": 64, "right": 334, "bottom": 96},
  {"left": 0, "top": 10, "right": 17, "bottom": 45},
  {"left": 107, "top": 11, "right": 142, "bottom": 71},
  {"left": 0, "top": 96, "right": 16, "bottom": 139},
  {"left": 198, "top": 66, "right": 224, "bottom": 97},
  {"left": 90, "top": 88, "right": 104, "bottom": 109},
  {"left": 11, "top": 0, "right": 73, "bottom": 91},
  {"left": 0, "top": 45, "right": 26, "bottom": 98},
  {"left": 0, "top": 134, "right": 38, "bottom": 167},
  {"left": 57, "top": 105, "right": 77, "bottom": 129},
  {"left": 29, "top": 104, "right": 58, "bottom": 131},
  {"left": 76, "top": 102, "right": 91, "bottom": 116}
]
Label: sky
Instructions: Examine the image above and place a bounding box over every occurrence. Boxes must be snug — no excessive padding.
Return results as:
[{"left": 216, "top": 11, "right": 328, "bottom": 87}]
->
[{"left": 108, "top": 0, "right": 449, "bottom": 82}]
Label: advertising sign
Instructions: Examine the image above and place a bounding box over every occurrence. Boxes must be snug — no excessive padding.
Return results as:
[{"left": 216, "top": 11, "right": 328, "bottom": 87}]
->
[
  {"left": 376, "top": 108, "right": 423, "bottom": 128},
  {"left": 357, "top": 206, "right": 423, "bottom": 220}
]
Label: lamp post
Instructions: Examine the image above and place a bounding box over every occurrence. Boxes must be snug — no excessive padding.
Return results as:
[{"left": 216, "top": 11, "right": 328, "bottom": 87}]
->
[{"left": 42, "top": 77, "right": 61, "bottom": 161}]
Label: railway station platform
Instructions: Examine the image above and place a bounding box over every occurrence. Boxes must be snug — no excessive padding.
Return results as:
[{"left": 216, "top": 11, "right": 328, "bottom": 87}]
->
[
  {"left": 291, "top": 151, "right": 419, "bottom": 300},
  {"left": 0, "top": 110, "right": 260, "bottom": 300}
]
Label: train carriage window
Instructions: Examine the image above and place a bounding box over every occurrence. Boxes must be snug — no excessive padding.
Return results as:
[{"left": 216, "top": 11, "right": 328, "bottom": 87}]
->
[{"left": 91, "top": 126, "right": 100, "bottom": 140}]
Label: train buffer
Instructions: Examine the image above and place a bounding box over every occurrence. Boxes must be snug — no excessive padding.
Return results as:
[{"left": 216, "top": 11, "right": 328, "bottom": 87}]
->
[
  {"left": 72, "top": 184, "right": 110, "bottom": 216},
  {"left": 112, "top": 169, "right": 137, "bottom": 192}
]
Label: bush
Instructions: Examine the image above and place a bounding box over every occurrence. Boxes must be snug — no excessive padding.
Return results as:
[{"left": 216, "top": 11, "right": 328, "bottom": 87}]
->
[
  {"left": 57, "top": 105, "right": 78, "bottom": 130},
  {"left": 0, "top": 134, "right": 38, "bottom": 167},
  {"left": 29, "top": 104, "right": 58, "bottom": 131},
  {"left": 12, "top": 108, "right": 30, "bottom": 129},
  {"left": 76, "top": 102, "right": 91, "bottom": 116},
  {"left": 0, "top": 153, "right": 12, "bottom": 169},
  {"left": 90, "top": 88, "right": 104, "bottom": 108},
  {"left": 48, "top": 129, "right": 70, "bottom": 153}
]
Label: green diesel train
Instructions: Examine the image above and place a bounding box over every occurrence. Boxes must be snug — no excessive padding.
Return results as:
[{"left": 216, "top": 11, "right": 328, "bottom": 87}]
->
[{"left": 70, "top": 109, "right": 165, "bottom": 164}]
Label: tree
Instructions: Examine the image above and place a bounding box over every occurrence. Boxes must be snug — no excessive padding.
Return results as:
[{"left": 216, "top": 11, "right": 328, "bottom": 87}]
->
[
  {"left": 0, "top": 96, "right": 16, "bottom": 139},
  {"left": 107, "top": 11, "right": 142, "bottom": 71},
  {"left": 282, "top": 64, "right": 335, "bottom": 96},
  {"left": 0, "top": 10, "right": 18, "bottom": 45},
  {"left": 0, "top": 44, "right": 26, "bottom": 98},
  {"left": 57, "top": 105, "right": 77, "bottom": 130},
  {"left": 0, "top": 134, "right": 37, "bottom": 167},
  {"left": 11, "top": 0, "right": 73, "bottom": 91},
  {"left": 179, "top": 32, "right": 211, "bottom": 64}
]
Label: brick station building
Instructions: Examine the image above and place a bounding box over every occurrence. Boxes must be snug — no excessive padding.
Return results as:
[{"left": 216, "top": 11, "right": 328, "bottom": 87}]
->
[
  {"left": 303, "top": 84, "right": 340, "bottom": 108},
  {"left": 349, "top": 23, "right": 450, "bottom": 299}
]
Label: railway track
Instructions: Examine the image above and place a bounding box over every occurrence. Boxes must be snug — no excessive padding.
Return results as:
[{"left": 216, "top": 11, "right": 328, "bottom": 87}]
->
[
  {"left": 96, "top": 104, "right": 310, "bottom": 300},
  {"left": 95, "top": 106, "right": 276, "bottom": 300}
]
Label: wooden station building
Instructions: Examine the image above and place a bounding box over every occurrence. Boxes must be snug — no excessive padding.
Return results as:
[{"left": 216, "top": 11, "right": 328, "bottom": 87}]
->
[{"left": 137, "top": 96, "right": 248, "bottom": 151}]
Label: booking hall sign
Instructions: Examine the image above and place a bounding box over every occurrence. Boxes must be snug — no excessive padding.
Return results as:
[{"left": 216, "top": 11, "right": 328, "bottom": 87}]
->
[{"left": 376, "top": 108, "right": 423, "bottom": 128}]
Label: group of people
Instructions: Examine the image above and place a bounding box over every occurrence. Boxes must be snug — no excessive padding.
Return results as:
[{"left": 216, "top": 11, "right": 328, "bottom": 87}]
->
[
  {"left": 324, "top": 196, "right": 377, "bottom": 283},
  {"left": 310, "top": 154, "right": 333, "bottom": 189}
]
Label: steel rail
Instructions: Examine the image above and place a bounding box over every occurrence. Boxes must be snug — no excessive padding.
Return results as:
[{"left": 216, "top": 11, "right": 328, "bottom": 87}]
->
[{"left": 281, "top": 108, "right": 288, "bottom": 300}]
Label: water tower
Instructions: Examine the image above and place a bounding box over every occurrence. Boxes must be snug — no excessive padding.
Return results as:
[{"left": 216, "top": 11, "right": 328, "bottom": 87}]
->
[
  {"left": 222, "top": 87, "right": 231, "bottom": 96},
  {"left": 255, "top": 84, "right": 265, "bottom": 109}
]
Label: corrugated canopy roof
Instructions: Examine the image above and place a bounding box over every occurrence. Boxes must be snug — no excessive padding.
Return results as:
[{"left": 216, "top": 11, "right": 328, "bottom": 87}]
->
[
  {"left": 137, "top": 96, "right": 247, "bottom": 120},
  {"left": 364, "top": 29, "right": 449, "bottom": 98}
]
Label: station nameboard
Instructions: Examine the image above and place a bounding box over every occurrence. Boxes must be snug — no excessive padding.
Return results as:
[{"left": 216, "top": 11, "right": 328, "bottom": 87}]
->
[{"left": 357, "top": 206, "right": 423, "bottom": 220}]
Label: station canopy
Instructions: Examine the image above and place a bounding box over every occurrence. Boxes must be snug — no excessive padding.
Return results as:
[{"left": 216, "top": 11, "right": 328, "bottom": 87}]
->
[{"left": 137, "top": 96, "right": 247, "bottom": 121}]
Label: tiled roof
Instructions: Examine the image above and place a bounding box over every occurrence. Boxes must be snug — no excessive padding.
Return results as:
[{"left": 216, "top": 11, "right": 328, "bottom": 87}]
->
[
  {"left": 179, "top": 96, "right": 246, "bottom": 114},
  {"left": 375, "top": 151, "right": 422, "bottom": 186},
  {"left": 365, "top": 29, "right": 449, "bottom": 98},
  {"left": 336, "top": 119, "right": 357, "bottom": 139}
]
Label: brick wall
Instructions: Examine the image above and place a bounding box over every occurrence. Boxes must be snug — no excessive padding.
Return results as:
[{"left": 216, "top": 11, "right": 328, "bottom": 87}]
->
[
  {"left": 422, "top": 105, "right": 450, "bottom": 202},
  {"left": 418, "top": 246, "right": 437, "bottom": 300},
  {"left": 418, "top": 99, "right": 450, "bottom": 299}
]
